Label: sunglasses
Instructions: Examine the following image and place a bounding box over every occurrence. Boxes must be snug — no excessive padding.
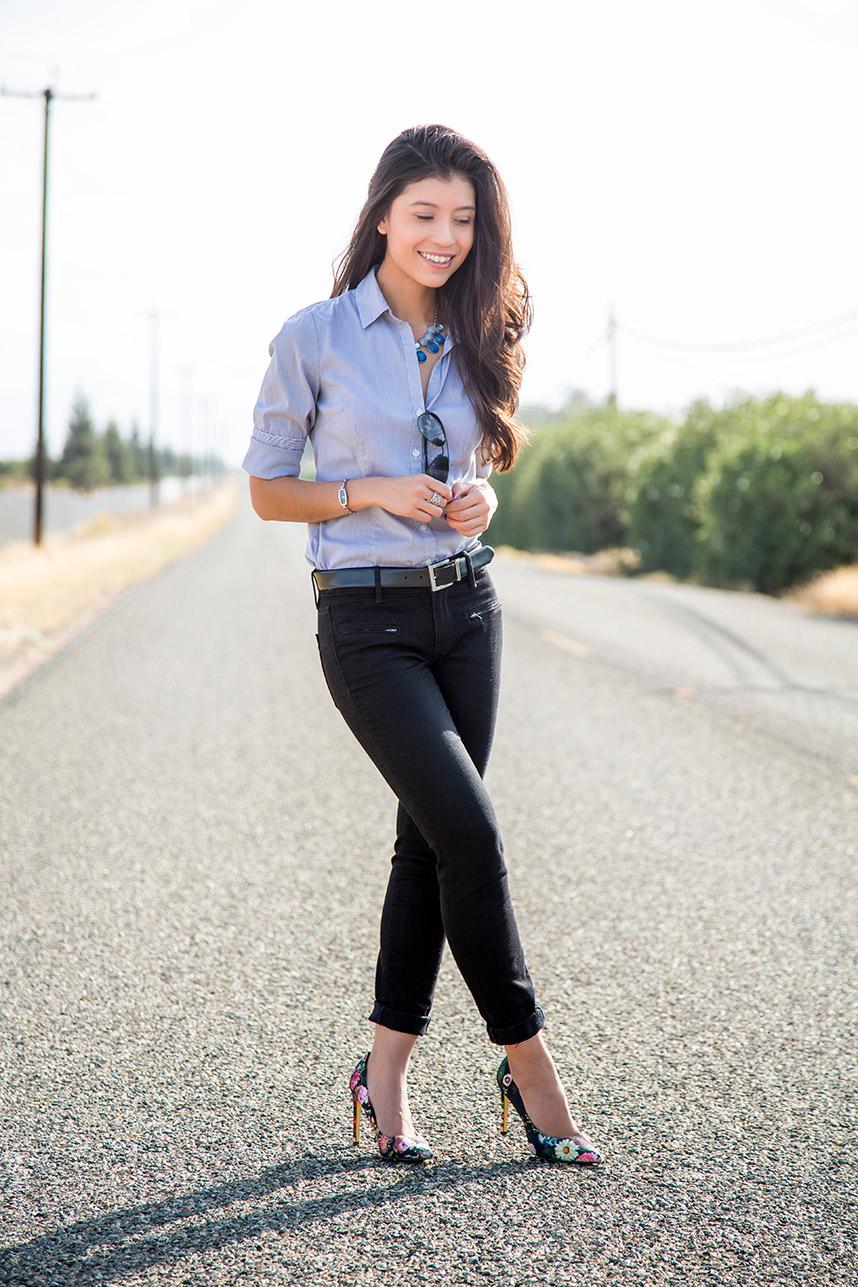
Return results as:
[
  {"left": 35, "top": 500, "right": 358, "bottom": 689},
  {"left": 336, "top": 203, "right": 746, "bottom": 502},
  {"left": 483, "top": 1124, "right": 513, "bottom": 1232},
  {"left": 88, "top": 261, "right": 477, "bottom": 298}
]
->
[{"left": 417, "top": 411, "right": 449, "bottom": 484}]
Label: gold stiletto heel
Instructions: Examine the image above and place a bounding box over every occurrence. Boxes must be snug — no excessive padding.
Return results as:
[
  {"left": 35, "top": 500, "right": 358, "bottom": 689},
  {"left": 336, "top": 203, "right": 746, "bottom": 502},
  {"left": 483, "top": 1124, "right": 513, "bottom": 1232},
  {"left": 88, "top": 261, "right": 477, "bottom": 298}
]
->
[
  {"left": 352, "top": 1086, "right": 362, "bottom": 1144},
  {"left": 495, "top": 1056, "right": 603, "bottom": 1165},
  {"left": 349, "top": 1051, "right": 434, "bottom": 1163}
]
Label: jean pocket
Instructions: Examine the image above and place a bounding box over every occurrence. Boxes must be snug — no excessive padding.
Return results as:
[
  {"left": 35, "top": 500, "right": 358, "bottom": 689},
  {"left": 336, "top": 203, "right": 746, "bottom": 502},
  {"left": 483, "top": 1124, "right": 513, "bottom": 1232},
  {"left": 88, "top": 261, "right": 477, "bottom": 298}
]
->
[
  {"left": 328, "top": 597, "right": 422, "bottom": 641},
  {"left": 338, "top": 623, "right": 407, "bottom": 635},
  {"left": 465, "top": 600, "right": 502, "bottom": 632}
]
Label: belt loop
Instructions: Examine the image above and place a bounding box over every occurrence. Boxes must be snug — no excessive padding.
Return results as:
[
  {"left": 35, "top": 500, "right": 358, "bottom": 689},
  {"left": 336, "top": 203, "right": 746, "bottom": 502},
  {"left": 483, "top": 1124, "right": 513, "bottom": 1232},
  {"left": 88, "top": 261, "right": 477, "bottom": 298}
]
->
[
  {"left": 374, "top": 566, "right": 382, "bottom": 603},
  {"left": 311, "top": 569, "right": 320, "bottom": 608},
  {"left": 462, "top": 549, "right": 477, "bottom": 588}
]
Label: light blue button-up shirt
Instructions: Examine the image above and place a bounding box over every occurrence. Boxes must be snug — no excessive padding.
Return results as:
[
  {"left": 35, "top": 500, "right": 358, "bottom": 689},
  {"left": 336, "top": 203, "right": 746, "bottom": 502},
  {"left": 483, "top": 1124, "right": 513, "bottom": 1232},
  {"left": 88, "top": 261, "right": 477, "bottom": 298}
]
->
[{"left": 242, "top": 264, "right": 493, "bottom": 572}]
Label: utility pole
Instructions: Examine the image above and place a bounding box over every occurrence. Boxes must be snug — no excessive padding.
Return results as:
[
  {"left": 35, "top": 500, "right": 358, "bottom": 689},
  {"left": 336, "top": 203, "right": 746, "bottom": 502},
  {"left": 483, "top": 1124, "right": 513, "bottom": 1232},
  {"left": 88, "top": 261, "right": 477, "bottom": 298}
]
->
[
  {"left": 606, "top": 302, "right": 618, "bottom": 409},
  {"left": 148, "top": 310, "right": 160, "bottom": 508},
  {"left": 201, "top": 396, "right": 211, "bottom": 491},
  {"left": 179, "top": 365, "right": 194, "bottom": 496},
  {"left": 1, "top": 83, "right": 97, "bottom": 545}
]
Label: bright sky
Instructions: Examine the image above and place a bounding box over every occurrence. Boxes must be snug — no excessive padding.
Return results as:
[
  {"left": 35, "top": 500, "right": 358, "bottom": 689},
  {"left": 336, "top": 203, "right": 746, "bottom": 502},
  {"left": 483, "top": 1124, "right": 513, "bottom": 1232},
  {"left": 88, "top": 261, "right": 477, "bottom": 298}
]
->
[{"left": 2, "top": 0, "right": 857, "bottom": 466}]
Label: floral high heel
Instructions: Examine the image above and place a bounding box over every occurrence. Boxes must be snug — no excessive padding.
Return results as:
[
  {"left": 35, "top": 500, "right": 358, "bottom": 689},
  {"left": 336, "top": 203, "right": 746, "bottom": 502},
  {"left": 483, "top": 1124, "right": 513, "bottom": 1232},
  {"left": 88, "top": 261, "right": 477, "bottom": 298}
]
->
[
  {"left": 349, "top": 1051, "right": 434, "bottom": 1163},
  {"left": 497, "top": 1056, "right": 603, "bottom": 1165}
]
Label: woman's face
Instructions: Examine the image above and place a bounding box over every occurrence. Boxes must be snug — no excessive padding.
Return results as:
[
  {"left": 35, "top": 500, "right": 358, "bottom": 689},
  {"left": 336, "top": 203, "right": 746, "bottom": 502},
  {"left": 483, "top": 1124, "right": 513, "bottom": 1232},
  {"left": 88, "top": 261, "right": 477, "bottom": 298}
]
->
[{"left": 377, "top": 173, "right": 476, "bottom": 286}]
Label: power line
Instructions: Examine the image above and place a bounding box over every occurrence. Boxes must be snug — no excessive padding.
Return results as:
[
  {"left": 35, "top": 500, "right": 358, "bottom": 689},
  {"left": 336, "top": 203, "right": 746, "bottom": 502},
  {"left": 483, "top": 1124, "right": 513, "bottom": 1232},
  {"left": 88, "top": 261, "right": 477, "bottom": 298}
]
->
[
  {"left": 616, "top": 305, "right": 858, "bottom": 354},
  {"left": 571, "top": 302, "right": 858, "bottom": 409}
]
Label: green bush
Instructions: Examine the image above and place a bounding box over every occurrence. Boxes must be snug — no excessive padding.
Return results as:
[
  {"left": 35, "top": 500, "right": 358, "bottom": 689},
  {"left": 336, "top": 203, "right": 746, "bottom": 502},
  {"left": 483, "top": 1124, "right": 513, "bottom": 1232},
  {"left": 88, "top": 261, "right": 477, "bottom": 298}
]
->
[
  {"left": 694, "top": 396, "right": 858, "bottom": 593},
  {"left": 489, "top": 405, "right": 669, "bottom": 554},
  {"left": 493, "top": 389, "right": 858, "bottom": 596},
  {"left": 624, "top": 398, "right": 724, "bottom": 578}
]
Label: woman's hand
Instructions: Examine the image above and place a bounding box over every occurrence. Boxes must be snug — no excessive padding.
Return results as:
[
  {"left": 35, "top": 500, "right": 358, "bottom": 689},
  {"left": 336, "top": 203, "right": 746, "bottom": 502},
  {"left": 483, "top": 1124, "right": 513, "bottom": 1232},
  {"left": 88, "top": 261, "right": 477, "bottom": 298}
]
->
[
  {"left": 443, "top": 479, "right": 497, "bottom": 537},
  {"left": 373, "top": 474, "right": 454, "bottom": 522}
]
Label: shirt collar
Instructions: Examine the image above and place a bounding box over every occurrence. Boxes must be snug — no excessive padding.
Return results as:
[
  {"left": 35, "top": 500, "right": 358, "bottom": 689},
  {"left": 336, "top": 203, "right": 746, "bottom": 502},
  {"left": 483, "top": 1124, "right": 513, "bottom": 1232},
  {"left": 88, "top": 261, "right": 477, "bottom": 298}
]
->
[{"left": 354, "top": 263, "right": 456, "bottom": 349}]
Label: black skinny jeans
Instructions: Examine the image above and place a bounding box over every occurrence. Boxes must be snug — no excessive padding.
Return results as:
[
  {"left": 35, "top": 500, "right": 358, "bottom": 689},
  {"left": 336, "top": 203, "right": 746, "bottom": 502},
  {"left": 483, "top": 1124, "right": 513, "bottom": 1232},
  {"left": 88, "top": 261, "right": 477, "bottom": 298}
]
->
[{"left": 314, "top": 559, "right": 546, "bottom": 1046}]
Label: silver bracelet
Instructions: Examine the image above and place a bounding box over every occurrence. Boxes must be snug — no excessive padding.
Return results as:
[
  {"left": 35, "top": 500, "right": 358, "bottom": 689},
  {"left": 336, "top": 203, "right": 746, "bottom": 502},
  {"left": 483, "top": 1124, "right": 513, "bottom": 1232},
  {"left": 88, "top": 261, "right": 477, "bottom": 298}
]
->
[{"left": 337, "top": 479, "right": 355, "bottom": 515}]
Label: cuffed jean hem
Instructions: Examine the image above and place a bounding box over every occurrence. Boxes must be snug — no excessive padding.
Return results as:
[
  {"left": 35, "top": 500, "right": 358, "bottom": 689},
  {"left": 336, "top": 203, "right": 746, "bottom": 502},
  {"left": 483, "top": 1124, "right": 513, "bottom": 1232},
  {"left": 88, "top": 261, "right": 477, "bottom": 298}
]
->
[
  {"left": 486, "top": 1004, "right": 546, "bottom": 1046},
  {"left": 368, "top": 1002, "right": 432, "bottom": 1037}
]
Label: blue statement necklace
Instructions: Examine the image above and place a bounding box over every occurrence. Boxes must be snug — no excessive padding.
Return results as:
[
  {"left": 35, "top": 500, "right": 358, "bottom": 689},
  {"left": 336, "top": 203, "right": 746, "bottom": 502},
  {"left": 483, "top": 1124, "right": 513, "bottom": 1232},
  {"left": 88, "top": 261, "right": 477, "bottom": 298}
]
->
[{"left": 415, "top": 296, "right": 448, "bottom": 363}]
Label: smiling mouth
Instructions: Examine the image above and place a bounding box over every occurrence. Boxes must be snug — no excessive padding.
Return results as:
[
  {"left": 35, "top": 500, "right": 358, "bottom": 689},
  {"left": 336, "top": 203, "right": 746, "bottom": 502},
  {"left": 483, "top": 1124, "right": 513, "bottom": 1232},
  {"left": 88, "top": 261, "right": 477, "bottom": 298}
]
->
[{"left": 418, "top": 251, "right": 454, "bottom": 266}]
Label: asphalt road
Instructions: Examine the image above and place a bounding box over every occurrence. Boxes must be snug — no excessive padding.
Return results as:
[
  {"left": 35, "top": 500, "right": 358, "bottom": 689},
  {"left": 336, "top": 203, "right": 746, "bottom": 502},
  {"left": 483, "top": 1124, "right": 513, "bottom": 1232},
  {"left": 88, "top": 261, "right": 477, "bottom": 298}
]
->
[{"left": 1, "top": 496, "right": 856, "bottom": 1285}]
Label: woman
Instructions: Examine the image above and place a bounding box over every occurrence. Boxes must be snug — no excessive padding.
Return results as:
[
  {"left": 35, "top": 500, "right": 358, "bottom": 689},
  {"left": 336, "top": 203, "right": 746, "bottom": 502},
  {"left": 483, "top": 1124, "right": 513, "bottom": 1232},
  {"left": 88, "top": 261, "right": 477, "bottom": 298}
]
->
[{"left": 242, "top": 124, "right": 603, "bottom": 1167}]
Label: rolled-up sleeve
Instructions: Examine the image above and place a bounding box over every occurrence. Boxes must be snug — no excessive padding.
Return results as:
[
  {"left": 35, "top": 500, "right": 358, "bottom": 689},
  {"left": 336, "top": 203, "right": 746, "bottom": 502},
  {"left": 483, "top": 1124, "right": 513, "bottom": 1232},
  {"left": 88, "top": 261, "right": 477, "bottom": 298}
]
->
[{"left": 242, "top": 308, "right": 320, "bottom": 480}]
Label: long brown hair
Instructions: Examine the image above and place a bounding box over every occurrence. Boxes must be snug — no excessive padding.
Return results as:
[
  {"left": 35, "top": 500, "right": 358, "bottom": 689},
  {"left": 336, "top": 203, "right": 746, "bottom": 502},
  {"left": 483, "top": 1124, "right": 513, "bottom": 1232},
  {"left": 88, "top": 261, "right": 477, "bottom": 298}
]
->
[{"left": 330, "top": 124, "right": 533, "bottom": 472}]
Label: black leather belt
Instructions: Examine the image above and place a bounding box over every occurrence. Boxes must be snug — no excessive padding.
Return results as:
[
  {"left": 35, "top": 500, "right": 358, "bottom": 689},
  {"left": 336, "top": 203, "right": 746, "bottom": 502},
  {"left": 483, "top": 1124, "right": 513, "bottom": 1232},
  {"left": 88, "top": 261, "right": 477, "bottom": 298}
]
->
[{"left": 312, "top": 544, "right": 495, "bottom": 597}]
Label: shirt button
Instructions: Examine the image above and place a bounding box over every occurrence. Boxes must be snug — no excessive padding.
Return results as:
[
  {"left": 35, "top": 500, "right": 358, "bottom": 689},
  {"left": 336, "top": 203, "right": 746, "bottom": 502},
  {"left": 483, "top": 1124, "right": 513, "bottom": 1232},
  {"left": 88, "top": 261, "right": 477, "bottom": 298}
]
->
[
  {"left": 412, "top": 448, "right": 420, "bottom": 458},
  {"left": 420, "top": 524, "right": 428, "bottom": 531}
]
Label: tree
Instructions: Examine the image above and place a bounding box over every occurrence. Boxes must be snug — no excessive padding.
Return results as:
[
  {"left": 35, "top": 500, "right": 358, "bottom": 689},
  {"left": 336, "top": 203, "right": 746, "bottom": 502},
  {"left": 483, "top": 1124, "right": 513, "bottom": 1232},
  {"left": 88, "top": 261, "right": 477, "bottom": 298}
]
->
[
  {"left": 103, "top": 419, "right": 135, "bottom": 484},
  {"left": 59, "top": 394, "right": 111, "bottom": 490},
  {"left": 128, "top": 420, "right": 147, "bottom": 479}
]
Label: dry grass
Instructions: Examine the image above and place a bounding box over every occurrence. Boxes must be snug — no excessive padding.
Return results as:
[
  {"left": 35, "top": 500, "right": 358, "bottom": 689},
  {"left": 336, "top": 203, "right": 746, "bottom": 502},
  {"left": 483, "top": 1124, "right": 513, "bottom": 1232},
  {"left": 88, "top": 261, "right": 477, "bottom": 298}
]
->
[
  {"left": 781, "top": 563, "right": 858, "bottom": 617},
  {"left": 494, "top": 542, "right": 858, "bottom": 615},
  {"left": 0, "top": 479, "right": 237, "bottom": 700},
  {"left": 496, "top": 545, "right": 641, "bottom": 577}
]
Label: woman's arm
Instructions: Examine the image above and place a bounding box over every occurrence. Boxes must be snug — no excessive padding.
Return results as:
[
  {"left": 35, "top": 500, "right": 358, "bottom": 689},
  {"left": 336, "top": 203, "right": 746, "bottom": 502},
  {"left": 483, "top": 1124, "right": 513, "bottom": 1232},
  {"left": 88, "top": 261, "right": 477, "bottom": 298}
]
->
[
  {"left": 249, "top": 474, "right": 382, "bottom": 522},
  {"left": 249, "top": 473, "right": 454, "bottom": 524}
]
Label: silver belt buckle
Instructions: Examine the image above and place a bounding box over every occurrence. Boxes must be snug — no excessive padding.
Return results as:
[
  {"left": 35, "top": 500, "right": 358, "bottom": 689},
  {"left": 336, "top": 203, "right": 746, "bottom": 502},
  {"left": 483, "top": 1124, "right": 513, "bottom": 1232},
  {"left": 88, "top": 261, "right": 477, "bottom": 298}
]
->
[{"left": 427, "top": 555, "right": 463, "bottom": 591}]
